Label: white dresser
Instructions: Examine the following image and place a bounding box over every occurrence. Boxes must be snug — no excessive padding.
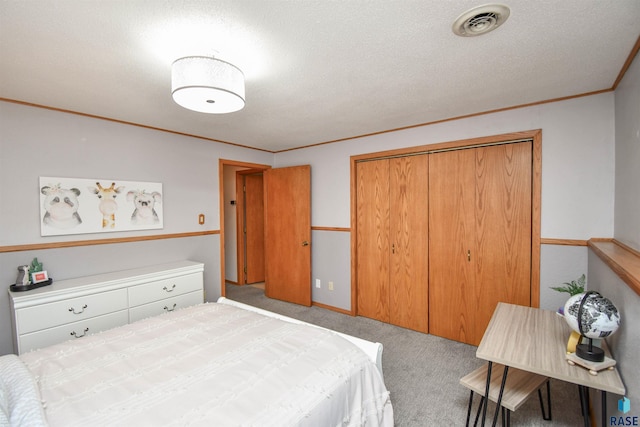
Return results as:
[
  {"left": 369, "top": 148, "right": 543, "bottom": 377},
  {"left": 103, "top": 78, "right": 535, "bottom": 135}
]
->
[{"left": 8, "top": 261, "right": 204, "bottom": 354}]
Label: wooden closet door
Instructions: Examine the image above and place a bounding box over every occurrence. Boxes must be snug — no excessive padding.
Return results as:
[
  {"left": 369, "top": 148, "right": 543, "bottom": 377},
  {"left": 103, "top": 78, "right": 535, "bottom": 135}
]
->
[
  {"left": 429, "top": 142, "right": 532, "bottom": 345},
  {"left": 473, "top": 142, "right": 531, "bottom": 342},
  {"left": 389, "top": 155, "right": 429, "bottom": 333},
  {"left": 356, "top": 159, "right": 390, "bottom": 323},
  {"left": 428, "top": 149, "right": 476, "bottom": 343}
]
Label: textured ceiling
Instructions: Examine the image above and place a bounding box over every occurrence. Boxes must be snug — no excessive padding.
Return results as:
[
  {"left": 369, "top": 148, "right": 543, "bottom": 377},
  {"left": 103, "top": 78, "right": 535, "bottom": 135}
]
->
[{"left": 1, "top": 1, "right": 639, "bottom": 152}]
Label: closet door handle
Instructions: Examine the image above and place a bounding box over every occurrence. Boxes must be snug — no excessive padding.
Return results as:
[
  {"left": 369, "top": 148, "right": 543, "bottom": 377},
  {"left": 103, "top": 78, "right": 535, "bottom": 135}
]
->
[
  {"left": 302, "top": 241, "right": 309, "bottom": 246},
  {"left": 392, "top": 244, "right": 395, "bottom": 254},
  {"left": 467, "top": 250, "right": 471, "bottom": 262}
]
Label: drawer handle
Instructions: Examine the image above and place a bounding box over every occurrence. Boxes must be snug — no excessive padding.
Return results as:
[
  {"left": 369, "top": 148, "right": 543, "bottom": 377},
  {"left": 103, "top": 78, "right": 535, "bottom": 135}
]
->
[
  {"left": 69, "top": 304, "right": 88, "bottom": 314},
  {"left": 163, "top": 284, "right": 176, "bottom": 292},
  {"left": 70, "top": 327, "right": 89, "bottom": 338},
  {"left": 164, "top": 303, "right": 177, "bottom": 312}
]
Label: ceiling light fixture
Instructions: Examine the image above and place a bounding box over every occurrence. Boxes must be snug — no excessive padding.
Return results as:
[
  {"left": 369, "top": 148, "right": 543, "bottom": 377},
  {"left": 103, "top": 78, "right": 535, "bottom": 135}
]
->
[
  {"left": 452, "top": 4, "right": 510, "bottom": 37},
  {"left": 171, "top": 56, "right": 245, "bottom": 114}
]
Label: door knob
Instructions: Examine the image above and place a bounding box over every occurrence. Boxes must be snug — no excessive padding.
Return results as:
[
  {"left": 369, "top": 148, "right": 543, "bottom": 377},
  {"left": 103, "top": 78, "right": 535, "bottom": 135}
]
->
[{"left": 302, "top": 241, "right": 309, "bottom": 246}]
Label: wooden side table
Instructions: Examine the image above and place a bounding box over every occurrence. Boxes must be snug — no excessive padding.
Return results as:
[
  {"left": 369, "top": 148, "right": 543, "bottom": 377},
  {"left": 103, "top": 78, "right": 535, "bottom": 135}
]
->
[
  {"left": 476, "top": 303, "right": 625, "bottom": 427},
  {"left": 460, "top": 363, "right": 551, "bottom": 426}
]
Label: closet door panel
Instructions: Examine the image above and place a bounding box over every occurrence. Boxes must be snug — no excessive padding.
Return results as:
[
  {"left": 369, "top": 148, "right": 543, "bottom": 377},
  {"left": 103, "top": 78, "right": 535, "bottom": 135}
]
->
[
  {"left": 356, "top": 160, "right": 391, "bottom": 322},
  {"left": 473, "top": 143, "right": 532, "bottom": 342},
  {"left": 428, "top": 149, "right": 476, "bottom": 343},
  {"left": 389, "top": 155, "right": 429, "bottom": 333}
]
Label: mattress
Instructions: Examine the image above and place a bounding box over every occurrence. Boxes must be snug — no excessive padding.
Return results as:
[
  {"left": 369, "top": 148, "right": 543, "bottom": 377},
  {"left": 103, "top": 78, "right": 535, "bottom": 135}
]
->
[{"left": 17, "top": 302, "right": 393, "bottom": 426}]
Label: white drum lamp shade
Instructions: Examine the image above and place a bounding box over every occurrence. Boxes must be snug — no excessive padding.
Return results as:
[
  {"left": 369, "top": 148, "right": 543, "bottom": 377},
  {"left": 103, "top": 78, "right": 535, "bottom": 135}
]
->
[{"left": 171, "top": 56, "right": 245, "bottom": 114}]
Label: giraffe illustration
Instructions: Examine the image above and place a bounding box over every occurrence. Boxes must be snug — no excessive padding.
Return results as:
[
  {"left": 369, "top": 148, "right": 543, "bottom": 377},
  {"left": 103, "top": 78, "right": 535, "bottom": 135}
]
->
[{"left": 89, "top": 182, "right": 124, "bottom": 228}]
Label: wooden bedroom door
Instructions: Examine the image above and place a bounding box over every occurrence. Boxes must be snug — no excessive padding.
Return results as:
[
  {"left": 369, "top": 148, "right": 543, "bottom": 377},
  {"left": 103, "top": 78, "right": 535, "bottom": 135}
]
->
[
  {"left": 264, "top": 165, "right": 312, "bottom": 306},
  {"left": 356, "top": 155, "right": 429, "bottom": 333},
  {"left": 428, "top": 142, "right": 532, "bottom": 345},
  {"left": 240, "top": 171, "right": 265, "bottom": 284}
]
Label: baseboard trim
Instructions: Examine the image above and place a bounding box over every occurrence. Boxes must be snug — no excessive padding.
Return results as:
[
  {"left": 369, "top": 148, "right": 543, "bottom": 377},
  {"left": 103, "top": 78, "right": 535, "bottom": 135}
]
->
[{"left": 312, "top": 301, "right": 353, "bottom": 316}]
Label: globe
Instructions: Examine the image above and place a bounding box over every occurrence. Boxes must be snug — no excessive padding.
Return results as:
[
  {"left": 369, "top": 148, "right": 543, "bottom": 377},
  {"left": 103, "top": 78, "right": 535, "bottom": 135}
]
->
[{"left": 563, "top": 291, "right": 620, "bottom": 362}]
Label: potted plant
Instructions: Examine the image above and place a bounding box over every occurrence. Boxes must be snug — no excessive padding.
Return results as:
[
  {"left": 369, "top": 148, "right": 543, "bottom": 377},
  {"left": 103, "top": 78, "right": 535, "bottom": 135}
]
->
[
  {"left": 551, "top": 274, "right": 585, "bottom": 296},
  {"left": 551, "top": 274, "right": 585, "bottom": 315}
]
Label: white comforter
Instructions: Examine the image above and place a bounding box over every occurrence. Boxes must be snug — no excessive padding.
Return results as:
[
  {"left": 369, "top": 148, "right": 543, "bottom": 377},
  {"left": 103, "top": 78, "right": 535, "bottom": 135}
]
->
[{"left": 19, "top": 302, "right": 393, "bottom": 426}]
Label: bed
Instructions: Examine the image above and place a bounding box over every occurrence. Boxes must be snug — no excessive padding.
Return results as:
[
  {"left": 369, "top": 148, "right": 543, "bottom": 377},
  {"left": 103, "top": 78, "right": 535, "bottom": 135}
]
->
[{"left": 1, "top": 298, "right": 393, "bottom": 426}]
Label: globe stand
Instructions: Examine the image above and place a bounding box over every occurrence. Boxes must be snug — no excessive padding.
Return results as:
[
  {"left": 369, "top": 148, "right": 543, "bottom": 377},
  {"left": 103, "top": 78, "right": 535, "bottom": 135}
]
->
[
  {"left": 566, "top": 351, "right": 616, "bottom": 376},
  {"left": 576, "top": 338, "right": 605, "bottom": 362}
]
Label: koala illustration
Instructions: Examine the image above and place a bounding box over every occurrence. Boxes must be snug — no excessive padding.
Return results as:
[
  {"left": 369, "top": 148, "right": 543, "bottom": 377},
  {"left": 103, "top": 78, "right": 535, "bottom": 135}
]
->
[
  {"left": 127, "top": 190, "right": 162, "bottom": 225},
  {"left": 41, "top": 185, "right": 82, "bottom": 229}
]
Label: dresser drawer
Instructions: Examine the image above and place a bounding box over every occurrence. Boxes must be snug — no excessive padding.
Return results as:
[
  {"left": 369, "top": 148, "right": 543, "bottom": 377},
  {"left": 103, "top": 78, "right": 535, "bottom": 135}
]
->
[
  {"left": 15, "top": 289, "right": 128, "bottom": 334},
  {"left": 128, "top": 272, "right": 203, "bottom": 307},
  {"left": 18, "top": 309, "right": 129, "bottom": 353},
  {"left": 129, "top": 291, "right": 203, "bottom": 323},
  {"left": 9, "top": 261, "right": 204, "bottom": 355}
]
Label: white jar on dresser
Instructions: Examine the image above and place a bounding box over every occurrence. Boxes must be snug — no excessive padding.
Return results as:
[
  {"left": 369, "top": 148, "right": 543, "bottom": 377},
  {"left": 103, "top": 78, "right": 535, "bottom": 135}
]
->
[{"left": 8, "top": 260, "right": 204, "bottom": 354}]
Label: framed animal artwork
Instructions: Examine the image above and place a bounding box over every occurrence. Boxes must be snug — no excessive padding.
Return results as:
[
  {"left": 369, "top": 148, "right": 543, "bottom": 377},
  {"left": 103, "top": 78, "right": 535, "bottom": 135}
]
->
[{"left": 39, "top": 177, "right": 163, "bottom": 236}]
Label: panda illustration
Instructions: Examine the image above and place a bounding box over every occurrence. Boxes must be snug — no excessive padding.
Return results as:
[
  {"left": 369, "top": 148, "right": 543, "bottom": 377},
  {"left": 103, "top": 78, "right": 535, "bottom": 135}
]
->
[{"left": 41, "top": 185, "right": 82, "bottom": 229}]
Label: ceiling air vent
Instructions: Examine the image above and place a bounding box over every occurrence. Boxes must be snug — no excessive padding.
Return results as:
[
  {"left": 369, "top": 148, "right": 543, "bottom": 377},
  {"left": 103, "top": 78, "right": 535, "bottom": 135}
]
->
[{"left": 452, "top": 4, "right": 510, "bottom": 37}]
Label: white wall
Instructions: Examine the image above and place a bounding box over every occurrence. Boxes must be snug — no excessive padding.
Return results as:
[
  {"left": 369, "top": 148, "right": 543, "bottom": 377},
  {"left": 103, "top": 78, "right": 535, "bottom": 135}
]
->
[
  {"left": 614, "top": 46, "right": 640, "bottom": 249},
  {"left": 311, "top": 229, "right": 350, "bottom": 310},
  {"left": 275, "top": 93, "right": 616, "bottom": 308},
  {"left": 589, "top": 47, "right": 640, "bottom": 424},
  {"left": 540, "top": 245, "right": 588, "bottom": 311},
  {"left": 589, "top": 253, "right": 638, "bottom": 424}
]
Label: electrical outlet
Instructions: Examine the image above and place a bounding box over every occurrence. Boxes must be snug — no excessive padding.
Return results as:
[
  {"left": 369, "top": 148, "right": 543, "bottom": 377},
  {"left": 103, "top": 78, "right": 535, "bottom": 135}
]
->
[
  {"left": 328, "top": 281, "right": 334, "bottom": 291},
  {"left": 315, "top": 279, "right": 321, "bottom": 288}
]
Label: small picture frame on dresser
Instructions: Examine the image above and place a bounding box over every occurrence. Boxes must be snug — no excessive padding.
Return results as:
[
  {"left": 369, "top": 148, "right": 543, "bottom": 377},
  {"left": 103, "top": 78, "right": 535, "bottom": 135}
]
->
[{"left": 31, "top": 270, "right": 49, "bottom": 283}]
